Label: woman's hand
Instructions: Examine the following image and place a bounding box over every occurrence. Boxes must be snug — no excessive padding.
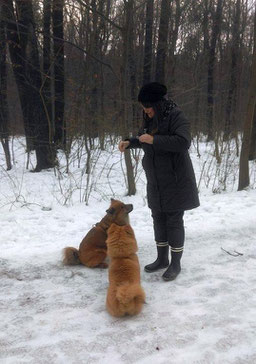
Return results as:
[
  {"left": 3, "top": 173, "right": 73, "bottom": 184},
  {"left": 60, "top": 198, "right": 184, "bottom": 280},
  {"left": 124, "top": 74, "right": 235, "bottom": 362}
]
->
[
  {"left": 119, "top": 140, "right": 130, "bottom": 152},
  {"left": 139, "top": 134, "right": 154, "bottom": 144}
]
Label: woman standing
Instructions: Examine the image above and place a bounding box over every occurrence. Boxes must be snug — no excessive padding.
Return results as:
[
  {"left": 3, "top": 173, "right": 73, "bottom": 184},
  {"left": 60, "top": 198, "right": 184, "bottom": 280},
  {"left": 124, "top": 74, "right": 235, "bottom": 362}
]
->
[{"left": 119, "top": 82, "right": 200, "bottom": 281}]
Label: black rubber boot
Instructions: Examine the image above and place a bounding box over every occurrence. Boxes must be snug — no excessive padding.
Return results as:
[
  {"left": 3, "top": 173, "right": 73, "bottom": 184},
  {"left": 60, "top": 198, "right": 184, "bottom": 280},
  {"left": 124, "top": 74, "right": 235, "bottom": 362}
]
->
[
  {"left": 144, "top": 243, "right": 169, "bottom": 273},
  {"left": 162, "top": 247, "right": 183, "bottom": 281}
]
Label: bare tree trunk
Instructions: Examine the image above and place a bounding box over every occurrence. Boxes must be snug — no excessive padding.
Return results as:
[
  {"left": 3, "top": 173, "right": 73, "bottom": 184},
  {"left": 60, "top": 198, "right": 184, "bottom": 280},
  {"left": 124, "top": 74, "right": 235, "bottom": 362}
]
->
[
  {"left": 207, "top": 0, "right": 223, "bottom": 141},
  {"left": 143, "top": 0, "right": 154, "bottom": 85},
  {"left": 224, "top": 0, "right": 241, "bottom": 140},
  {"left": 4, "top": 0, "right": 56, "bottom": 171},
  {"left": 238, "top": 10, "right": 256, "bottom": 190},
  {"left": 53, "top": 0, "right": 65, "bottom": 147},
  {"left": 0, "top": 15, "right": 12, "bottom": 170},
  {"left": 43, "top": 0, "right": 53, "bottom": 143},
  {"left": 127, "top": 1, "right": 137, "bottom": 122},
  {"left": 155, "top": 0, "right": 170, "bottom": 84},
  {"left": 192, "top": 0, "right": 210, "bottom": 135},
  {"left": 203, "top": 0, "right": 210, "bottom": 53},
  {"left": 4, "top": 0, "right": 34, "bottom": 151},
  {"left": 18, "top": 0, "right": 56, "bottom": 171},
  {"left": 88, "top": 0, "right": 105, "bottom": 138},
  {"left": 90, "top": 0, "right": 99, "bottom": 138},
  {"left": 169, "top": 0, "right": 180, "bottom": 86},
  {"left": 121, "top": 0, "right": 136, "bottom": 196},
  {"left": 249, "top": 103, "right": 256, "bottom": 160},
  {"left": 98, "top": 0, "right": 109, "bottom": 148}
]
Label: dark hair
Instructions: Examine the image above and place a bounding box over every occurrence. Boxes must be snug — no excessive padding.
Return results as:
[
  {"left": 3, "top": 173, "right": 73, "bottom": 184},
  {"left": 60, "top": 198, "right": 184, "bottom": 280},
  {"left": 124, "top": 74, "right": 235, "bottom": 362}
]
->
[{"left": 142, "top": 100, "right": 166, "bottom": 135}]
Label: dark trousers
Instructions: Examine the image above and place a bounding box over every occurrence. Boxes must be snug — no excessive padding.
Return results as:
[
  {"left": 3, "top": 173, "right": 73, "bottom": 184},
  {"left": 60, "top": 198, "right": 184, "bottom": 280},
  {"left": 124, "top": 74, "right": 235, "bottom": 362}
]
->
[{"left": 151, "top": 210, "right": 185, "bottom": 249}]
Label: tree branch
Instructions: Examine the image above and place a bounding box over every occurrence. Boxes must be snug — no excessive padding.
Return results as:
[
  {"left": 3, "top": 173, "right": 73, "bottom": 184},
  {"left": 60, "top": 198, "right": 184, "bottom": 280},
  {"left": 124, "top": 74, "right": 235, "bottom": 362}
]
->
[{"left": 75, "top": 0, "right": 123, "bottom": 31}]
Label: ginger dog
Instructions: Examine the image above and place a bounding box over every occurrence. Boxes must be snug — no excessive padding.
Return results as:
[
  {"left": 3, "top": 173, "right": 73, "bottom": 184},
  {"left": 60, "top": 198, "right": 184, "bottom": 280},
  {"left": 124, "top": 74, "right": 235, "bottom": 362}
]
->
[
  {"left": 63, "top": 199, "right": 133, "bottom": 268},
  {"left": 106, "top": 223, "right": 145, "bottom": 317}
]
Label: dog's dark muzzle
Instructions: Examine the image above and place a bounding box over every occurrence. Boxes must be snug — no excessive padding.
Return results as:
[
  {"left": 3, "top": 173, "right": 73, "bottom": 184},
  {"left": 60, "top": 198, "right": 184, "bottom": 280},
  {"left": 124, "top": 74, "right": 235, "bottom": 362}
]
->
[{"left": 125, "top": 204, "right": 133, "bottom": 213}]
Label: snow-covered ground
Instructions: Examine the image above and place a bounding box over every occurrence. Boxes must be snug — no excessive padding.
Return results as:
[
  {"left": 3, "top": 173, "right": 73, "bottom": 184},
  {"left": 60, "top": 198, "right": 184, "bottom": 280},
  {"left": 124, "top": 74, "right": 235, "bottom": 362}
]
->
[{"left": 1, "top": 138, "right": 256, "bottom": 364}]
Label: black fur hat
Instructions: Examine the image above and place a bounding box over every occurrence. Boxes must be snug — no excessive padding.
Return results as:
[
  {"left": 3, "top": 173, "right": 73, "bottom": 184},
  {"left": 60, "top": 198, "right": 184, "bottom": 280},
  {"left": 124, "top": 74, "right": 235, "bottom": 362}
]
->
[{"left": 138, "top": 82, "right": 167, "bottom": 106}]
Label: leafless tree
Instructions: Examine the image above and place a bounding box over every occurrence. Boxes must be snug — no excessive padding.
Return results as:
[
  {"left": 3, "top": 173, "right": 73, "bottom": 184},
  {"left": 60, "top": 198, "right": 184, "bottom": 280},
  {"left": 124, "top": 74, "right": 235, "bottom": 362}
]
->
[
  {"left": 0, "top": 11, "right": 11, "bottom": 170},
  {"left": 224, "top": 0, "right": 241, "bottom": 140},
  {"left": 207, "top": 0, "right": 223, "bottom": 141},
  {"left": 53, "top": 0, "right": 65, "bottom": 147},
  {"left": 3, "top": 0, "right": 56, "bottom": 171},
  {"left": 238, "top": 8, "right": 256, "bottom": 190},
  {"left": 143, "top": 0, "right": 154, "bottom": 85},
  {"left": 155, "top": 0, "right": 170, "bottom": 84}
]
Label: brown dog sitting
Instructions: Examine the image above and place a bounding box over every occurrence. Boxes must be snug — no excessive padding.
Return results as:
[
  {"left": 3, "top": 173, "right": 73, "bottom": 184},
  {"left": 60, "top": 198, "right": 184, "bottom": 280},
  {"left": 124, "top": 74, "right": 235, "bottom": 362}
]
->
[
  {"left": 106, "top": 223, "right": 145, "bottom": 317},
  {"left": 63, "top": 199, "right": 133, "bottom": 268}
]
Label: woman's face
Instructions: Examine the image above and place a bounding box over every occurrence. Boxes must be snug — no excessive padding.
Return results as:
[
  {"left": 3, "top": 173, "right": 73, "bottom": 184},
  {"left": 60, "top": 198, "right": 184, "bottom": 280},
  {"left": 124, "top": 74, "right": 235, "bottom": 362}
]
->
[{"left": 142, "top": 106, "right": 155, "bottom": 119}]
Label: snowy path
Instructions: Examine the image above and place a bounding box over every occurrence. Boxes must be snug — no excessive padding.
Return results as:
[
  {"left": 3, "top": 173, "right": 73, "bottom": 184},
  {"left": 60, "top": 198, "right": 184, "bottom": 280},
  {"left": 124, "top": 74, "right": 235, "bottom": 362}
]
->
[{"left": 1, "top": 189, "right": 256, "bottom": 364}]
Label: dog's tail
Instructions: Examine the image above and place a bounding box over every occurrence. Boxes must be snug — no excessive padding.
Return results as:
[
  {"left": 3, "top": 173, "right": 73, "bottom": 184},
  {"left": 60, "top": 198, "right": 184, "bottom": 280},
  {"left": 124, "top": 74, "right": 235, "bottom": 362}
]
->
[
  {"left": 116, "top": 283, "right": 145, "bottom": 315},
  {"left": 63, "top": 247, "right": 81, "bottom": 265}
]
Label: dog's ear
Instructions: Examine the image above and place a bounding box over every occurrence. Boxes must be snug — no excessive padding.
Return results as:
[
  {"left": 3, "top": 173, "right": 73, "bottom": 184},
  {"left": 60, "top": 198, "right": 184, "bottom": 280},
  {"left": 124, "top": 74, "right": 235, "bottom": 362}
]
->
[
  {"left": 110, "top": 198, "right": 114, "bottom": 202},
  {"left": 106, "top": 207, "right": 115, "bottom": 215}
]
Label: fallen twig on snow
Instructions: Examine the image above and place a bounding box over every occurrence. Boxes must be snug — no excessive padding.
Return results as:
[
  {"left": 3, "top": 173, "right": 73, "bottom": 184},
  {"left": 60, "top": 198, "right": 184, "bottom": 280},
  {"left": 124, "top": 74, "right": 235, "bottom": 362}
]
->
[{"left": 221, "top": 247, "right": 243, "bottom": 257}]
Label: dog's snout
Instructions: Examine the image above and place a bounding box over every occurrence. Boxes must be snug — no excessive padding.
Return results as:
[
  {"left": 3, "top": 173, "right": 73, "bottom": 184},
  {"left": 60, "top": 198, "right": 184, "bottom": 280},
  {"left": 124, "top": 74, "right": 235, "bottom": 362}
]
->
[{"left": 126, "top": 204, "right": 133, "bottom": 213}]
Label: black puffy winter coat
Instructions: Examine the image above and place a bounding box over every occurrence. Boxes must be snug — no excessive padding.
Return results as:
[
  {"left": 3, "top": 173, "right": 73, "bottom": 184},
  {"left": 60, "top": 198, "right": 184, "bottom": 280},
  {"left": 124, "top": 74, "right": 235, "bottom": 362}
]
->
[{"left": 127, "top": 102, "right": 200, "bottom": 212}]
